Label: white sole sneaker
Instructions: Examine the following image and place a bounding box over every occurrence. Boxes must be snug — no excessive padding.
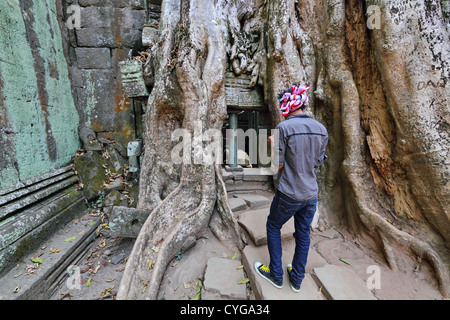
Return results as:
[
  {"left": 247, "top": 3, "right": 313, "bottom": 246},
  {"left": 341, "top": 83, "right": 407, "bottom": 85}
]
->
[
  {"left": 286, "top": 264, "right": 301, "bottom": 293},
  {"left": 254, "top": 262, "right": 283, "bottom": 289}
]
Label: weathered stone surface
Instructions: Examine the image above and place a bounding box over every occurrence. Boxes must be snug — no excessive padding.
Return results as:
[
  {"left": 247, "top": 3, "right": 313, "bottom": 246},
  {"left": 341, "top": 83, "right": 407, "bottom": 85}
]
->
[
  {"left": 127, "top": 140, "right": 143, "bottom": 172},
  {"left": 109, "top": 206, "right": 151, "bottom": 238},
  {"left": 238, "top": 207, "right": 294, "bottom": 245},
  {"left": 313, "top": 264, "right": 377, "bottom": 300},
  {"left": 75, "top": 47, "right": 111, "bottom": 69},
  {"left": 105, "top": 144, "right": 125, "bottom": 175},
  {"left": 0, "top": 210, "right": 99, "bottom": 300},
  {"left": 79, "top": 0, "right": 146, "bottom": 9},
  {"left": 228, "top": 197, "right": 247, "bottom": 212},
  {"left": 225, "top": 72, "right": 264, "bottom": 110},
  {"left": 102, "top": 190, "right": 128, "bottom": 216},
  {"left": 76, "top": 27, "right": 142, "bottom": 48},
  {"left": 233, "top": 193, "right": 270, "bottom": 209},
  {"left": 79, "top": 125, "right": 103, "bottom": 151},
  {"left": 241, "top": 243, "right": 325, "bottom": 300},
  {"left": 0, "top": 0, "right": 79, "bottom": 189},
  {"left": 119, "top": 60, "right": 149, "bottom": 98},
  {"left": 202, "top": 257, "right": 247, "bottom": 300},
  {"left": 73, "top": 68, "right": 136, "bottom": 148},
  {"left": 74, "top": 151, "right": 106, "bottom": 201},
  {"left": 142, "top": 26, "right": 158, "bottom": 47}
]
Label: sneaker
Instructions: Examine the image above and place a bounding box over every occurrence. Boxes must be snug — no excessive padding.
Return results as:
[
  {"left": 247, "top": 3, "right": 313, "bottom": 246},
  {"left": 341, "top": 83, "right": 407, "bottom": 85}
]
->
[
  {"left": 286, "top": 264, "right": 301, "bottom": 292},
  {"left": 254, "top": 262, "right": 283, "bottom": 289}
]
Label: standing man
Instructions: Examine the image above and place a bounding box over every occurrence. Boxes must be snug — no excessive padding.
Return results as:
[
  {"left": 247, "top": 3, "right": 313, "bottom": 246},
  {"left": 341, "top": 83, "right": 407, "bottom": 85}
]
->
[{"left": 254, "top": 84, "right": 328, "bottom": 292}]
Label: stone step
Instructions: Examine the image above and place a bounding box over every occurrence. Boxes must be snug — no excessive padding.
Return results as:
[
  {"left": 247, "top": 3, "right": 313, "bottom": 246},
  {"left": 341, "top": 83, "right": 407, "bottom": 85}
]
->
[
  {"left": 202, "top": 257, "right": 247, "bottom": 300},
  {"left": 233, "top": 193, "right": 271, "bottom": 209},
  {"left": 228, "top": 197, "right": 248, "bottom": 212},
  {"left": 241, "top": 242, "right": 327, "bottom": 300},
  {"left": 238, "top": 207, "right": 294, "bottom": 246},
  {"left": 0, "top": 187, "right": 86, "bottom": 276},
  {"left": 0, "top": 210, "right": 101, "bottom": 300},
  {"left": 313, "top": 264, "right": 377, "bottom": 300}
]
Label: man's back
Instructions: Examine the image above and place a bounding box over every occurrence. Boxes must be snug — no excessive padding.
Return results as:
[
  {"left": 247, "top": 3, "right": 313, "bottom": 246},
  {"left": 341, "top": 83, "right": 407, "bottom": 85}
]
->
[{"left": 275, "top": 113, "right": 328, "bottom": 201}]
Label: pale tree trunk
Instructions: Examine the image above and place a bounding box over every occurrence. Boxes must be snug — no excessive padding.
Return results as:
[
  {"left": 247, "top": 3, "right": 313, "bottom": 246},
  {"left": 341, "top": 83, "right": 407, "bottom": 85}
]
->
[
  {"left": 117, "top": 0, "right": 242, "bottom": 300},
  {"left": 308, "top": 0, "right": 449, "bottom": 296},
  {"left": 117, "top": 0, "right": 449, "bottom": 299}
]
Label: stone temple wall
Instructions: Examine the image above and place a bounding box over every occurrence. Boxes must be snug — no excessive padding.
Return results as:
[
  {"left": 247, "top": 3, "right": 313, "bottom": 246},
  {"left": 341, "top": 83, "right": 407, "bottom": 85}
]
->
[
  {"left": 63, "top": 0, "right": 148, "bottom": 148},
  {"left": 0, "top": 0, "right": 79, "bottom": 189},
  {"left": 0, "top": 0, "right": 152, "bottom": 275},
  {"left": 0, "top": 0, "right": 151, "bottom": 189}
]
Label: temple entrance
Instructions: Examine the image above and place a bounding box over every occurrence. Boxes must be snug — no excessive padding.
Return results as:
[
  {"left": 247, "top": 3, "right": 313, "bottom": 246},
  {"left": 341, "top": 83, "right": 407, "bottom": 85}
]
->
[{"left": 223, "top": 72, "right": 272, "bottom": 171}]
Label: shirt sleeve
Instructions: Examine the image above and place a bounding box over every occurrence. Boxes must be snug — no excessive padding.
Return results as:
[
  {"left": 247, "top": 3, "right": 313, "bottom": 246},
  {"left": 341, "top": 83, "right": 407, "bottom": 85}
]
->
[
  {"left": 274, "top": 125, "right": 285, "bottom": 167},
  {"left": 315, "top": 133, "right": 328, "bottom": 168}
]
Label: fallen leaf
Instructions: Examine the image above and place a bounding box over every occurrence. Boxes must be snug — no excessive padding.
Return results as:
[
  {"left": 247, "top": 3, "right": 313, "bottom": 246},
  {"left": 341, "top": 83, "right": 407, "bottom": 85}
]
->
[
  {"left": 184, "top": 283, "right": 190, "bottom": 289},
  {"left": 59, "top": 292, "right": 73, "bottom": 300},
  {"left": 64, "top": 236, "right": 76, "bottom": 242},
  {"left": 101, "top": 285, "right": 115, "bottom": 297},
  {"left": 339, "top": 257, "right": 351, "bottom": 265},
  {"left": 141, "top": 281, "right": 149, "bottom": 293},
  {"left": 13, "top": 286, "right": 21, "bottom": 293},
  {"left": 92, "top": 265, "right": 101, "bottom": 274},
  {"left": 30, "top": 257, "right": 43, "bottom": 264},
  {"left": 106, "top": 279, "right": 115, "bottom": 282},
  {"left": 14, "top": 272, "right": 22, "bottom": 278},
  {"left": 147, "top": 260, "right": 154, "bottom": 271},
  {"left": 98, "top": 238, "right": 106, "bottom": 248},
  {"left": 190, "top": 281, "right": 202, "bottom": 300},
  {"left": 50, "top": 248, "right": 60, "bottom": 254},
  {"left": 231, "top": 252, "right": 237, "bottom": 260},
  {"left": 25, "top": 264, "right": 39, "bottom": 275},
  {"left": 151, "top": 246, "right": 159, "bottom": 253},
  {"left": 237, "top": 278, "right": 249, "bottom": 284},
  {"left": 236, "top": 265, "right": 244, "bottom": 270},
  {"left": 86, "top": 278, "right": 92, "bottom": 287},
  {"left": 80, "top": 266, "right": 90, "bottom": 273}
]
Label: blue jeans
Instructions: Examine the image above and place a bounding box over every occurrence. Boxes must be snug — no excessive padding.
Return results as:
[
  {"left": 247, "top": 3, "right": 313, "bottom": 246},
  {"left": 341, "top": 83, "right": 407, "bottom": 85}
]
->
[{"left": 266, "top": 191, "right": 318, "bottom": 287}]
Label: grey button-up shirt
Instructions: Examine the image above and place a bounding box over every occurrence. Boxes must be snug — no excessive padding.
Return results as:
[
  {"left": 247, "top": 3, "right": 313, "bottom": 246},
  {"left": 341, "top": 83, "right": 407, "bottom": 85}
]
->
[{"left": 274, "top": 113, "right": 328, "bottom": 201}]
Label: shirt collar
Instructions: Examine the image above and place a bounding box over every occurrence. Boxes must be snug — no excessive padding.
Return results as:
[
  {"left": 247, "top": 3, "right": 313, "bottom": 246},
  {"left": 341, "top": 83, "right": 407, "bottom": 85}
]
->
[{"left": 286, "top": 113, "right": 310, "bottom": 120}]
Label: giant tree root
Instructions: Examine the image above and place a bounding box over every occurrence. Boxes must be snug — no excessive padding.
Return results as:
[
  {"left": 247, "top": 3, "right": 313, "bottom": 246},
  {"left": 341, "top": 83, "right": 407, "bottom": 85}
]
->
[
  {"left": 116, "top": 165, "right": 243, "bottom": 300},
  {"left": 322, "top": 0, "right": 449, "bottom": 297},
  {"left": 117, "top": 165, "right": 214, "bottom": 300}
]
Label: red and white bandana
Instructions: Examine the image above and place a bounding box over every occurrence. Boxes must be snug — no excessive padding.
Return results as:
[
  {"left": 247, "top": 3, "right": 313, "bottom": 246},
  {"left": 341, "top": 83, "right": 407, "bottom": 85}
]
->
[{"left": 279, "top": 85, "right": 310, "bottom": 117}]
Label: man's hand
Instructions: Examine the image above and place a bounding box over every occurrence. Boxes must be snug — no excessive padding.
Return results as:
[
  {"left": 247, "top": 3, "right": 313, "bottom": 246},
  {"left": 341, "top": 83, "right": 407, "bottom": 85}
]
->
[{"left": 268, "top": 135, "right": 274, "bottom": 148}]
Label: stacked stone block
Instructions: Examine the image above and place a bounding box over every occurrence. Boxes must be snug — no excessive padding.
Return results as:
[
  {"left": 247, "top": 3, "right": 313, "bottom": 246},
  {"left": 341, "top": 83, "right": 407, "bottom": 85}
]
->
[{"left": 64, "top": 0, "right": 149, "bottom": 148}]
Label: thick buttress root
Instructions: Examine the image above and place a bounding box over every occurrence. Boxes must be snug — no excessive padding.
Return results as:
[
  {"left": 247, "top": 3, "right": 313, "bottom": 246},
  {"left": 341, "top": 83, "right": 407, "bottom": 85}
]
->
[
  {"left": 117, "top": 165, "right": 213, "bottom": 299},
  {"left": 324, "top": 0, "right": 449, "bottom": 297},
  {"left": 116, "top": 164, "right": 243, "bottom": 300}
]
